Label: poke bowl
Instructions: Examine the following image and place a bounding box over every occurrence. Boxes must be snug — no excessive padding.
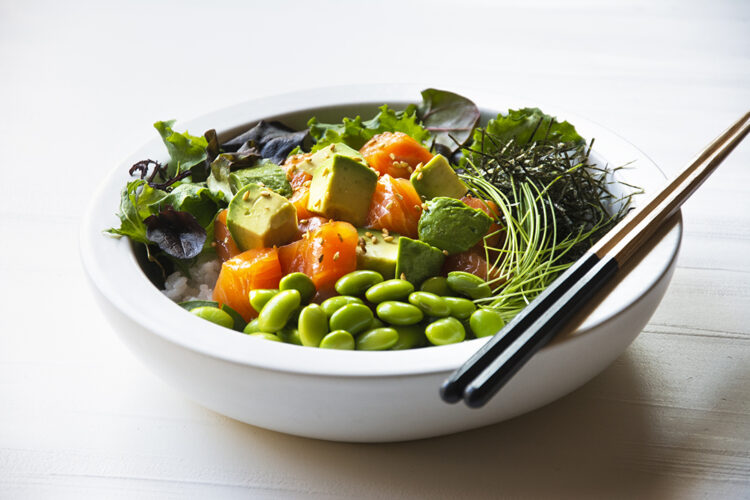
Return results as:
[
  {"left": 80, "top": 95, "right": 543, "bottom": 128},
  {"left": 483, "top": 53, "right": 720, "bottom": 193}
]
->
[{"left": 80, "top": 84, "right": 681, "bottom": 442}]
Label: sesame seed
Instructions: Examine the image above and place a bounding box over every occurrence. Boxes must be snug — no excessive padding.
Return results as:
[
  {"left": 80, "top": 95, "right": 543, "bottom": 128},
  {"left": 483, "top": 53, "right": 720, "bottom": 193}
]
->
[
  {"left": 330, "top": 144, "right": 336, "bottom": 151},
  {"left": 337, "top": 233, "right": 343, "bottom": 242},
  {"left": 389, "top": 153, "right": 396, "bottom": 160},
  {"left": 407, "top": 166, "right": 413, "bottom": 173},
  {"left": 319, "top": 254, "right": 324, "bottom": 263},
  {"left": 383, "top": 235, "right": 394, "bottom": 242},
  {"left": 442, "top": 249, "right": 449, "bottom": 256},
  {"left": 242, "top": 191, "right": 250, "bottom": 201},
  {"left": 416, "top": 162, "right": 423, "bottom": 170},
  {"left": 400, "top": 273, "right": 406, "bottom": 280},
  {"left": 382, "top": 228, "right": 389, "bottom": 236},
  {"left": 333, "top": 251, "right": 340, "bottom": 261},
  {"left": 421, "top": 203, "right": 428, "bottom": 211},
  {"left": 261, "top": 190, "right": 271, "bottom": 197},
  {"left": 385, "top": 201, "right": 393, "bottom": 210},
  {"left": 322, "top": 168, "right": 330, "bottom": 176},
  {"left": 417, "top": 172, "right": 423, "bottom": 180},
  {"left": 414, "top": 204, "right": 421, "bottom": 211},
  {"left": 371, "top": 236, "right": 378, "bottom": 244},
  {"left": 210, "top": 241, "right": 217, "bottom": 247},
  {"left": 396, "top": 193, "right": 403, "bottom": 200},
  {"left": 365, "top": 231, "right": 373, "bottom": 238}
]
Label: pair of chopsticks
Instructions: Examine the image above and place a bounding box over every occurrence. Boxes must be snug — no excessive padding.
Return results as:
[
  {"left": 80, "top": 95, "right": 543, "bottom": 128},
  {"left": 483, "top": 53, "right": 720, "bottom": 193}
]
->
[{"left": 441, "top": 111, "right": 750, "bottom": 408}]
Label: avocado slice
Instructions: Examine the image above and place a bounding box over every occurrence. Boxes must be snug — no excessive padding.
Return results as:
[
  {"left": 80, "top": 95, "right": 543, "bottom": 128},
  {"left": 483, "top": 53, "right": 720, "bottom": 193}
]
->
[
  {"left": 417, "top": 197, "right": 492, "bottom": 255},
  {"left": 410, "top": 154, "right": 467, "bottom": 200},
  {"left": 394, "top": 237, "right": 445, "bottom": 287},
  {"left": 307, "top": 143, "right": 378, "bottom": 226},
  {"left": 229, "top": 162, "right": 292, "bottom": 198},
  {"left": 227, "top": 183, "right": 299, "bottom": 251},
  {"left": 356, "top": 228, "right": 400, "bottom": 279}
]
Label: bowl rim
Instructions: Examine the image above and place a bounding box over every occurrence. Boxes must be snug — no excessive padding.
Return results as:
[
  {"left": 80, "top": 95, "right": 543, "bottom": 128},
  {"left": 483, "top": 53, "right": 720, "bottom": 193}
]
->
[{"left": 80, "top": 83, "right": 681, "bottom": 378}]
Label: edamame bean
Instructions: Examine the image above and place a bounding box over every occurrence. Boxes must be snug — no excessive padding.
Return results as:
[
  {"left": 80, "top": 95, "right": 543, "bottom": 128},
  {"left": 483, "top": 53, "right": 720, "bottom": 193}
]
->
[
  {"left": 390, "top": 324, "right": 427, "bottom": 350},
  {"left": 329, "top": 303, "right": 374, "bottom": 335},
  {"left": 356, "top": 327, "right": 399, "bottom": 351},
  {"left": 420, "top": 276, "right": 452, "bottom": 296},
  {"left": 249, "top": 332, "right": 282, "bottom": 342},
  {"left": 376, "top": 301, "right": 424, "bottom": 325},
  {"left": 279, "top": 272, "right": 316, "bottom": 304},
  {"left": 446, "top": 271, "right": 492, "bottom": 300},
  {"left": 443, "top": 296, "right": 477, "bottom": 320},
  {"left": 469, "top": 308, "right": 506, "bottom": 338},
  {"left": 191, "top": 306, "right": 234, "bottom": 329},
  {"left": 319, "top": 330, "right": 355, "bottom": 350},
  {"left": 320, "top": 295, "right": 364, "bottom": 317},
  {"left": 278, "top": 326, "right": 302, "bottom": 345},
  {"left": 257, "top": 289, "right": 301, "bottom": 332},
  {"left": 298, "top": 304, "right": 329, "bottom": 347},
  {"left": 335, "top": 270, "right": 384, "bottom": 296},
  {"left": 365, "top": 279, "right": 414, "bottom": 303},
  {"left": 243, "top": 318, "right": 262, "bottom": 334},
  {"left": 249, "top": 289, "right": 279, "bottom": 313},
  {"left": 425, "top": 317, "right": 466, "bottom": 345},
  {"left": 408, "top": 291, "right": 450, "bottom": 317},
  {"left": 369, "top": 317, "right": 386, "bottom": 330}
]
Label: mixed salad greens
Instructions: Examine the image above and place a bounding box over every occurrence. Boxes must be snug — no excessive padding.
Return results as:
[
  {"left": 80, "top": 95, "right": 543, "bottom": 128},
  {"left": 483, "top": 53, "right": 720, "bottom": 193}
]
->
[{"left": 106, "top": 89, "right": 634, "bottom": 350}]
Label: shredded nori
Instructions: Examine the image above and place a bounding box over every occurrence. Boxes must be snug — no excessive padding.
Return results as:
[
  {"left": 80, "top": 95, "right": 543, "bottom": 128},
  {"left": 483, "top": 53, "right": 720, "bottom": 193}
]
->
[{"left": 462, "top": 125, "right": 636, "bottom": 262}]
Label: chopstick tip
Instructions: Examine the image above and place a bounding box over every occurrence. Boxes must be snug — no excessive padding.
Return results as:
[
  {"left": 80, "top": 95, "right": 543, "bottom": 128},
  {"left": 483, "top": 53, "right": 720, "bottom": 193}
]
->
[{"left": 439, "top": 380, "right": 463, "bottom": 404}]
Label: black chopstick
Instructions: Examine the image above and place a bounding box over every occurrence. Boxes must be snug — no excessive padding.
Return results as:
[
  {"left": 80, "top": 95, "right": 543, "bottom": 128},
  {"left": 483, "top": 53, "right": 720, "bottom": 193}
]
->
[{"left": 441, "top": 111, "right": 750, "bottom": 408}]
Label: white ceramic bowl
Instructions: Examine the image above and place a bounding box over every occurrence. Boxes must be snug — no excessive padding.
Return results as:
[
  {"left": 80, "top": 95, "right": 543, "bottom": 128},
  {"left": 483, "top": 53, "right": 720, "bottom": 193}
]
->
[{"left": 80, "top": 85, "right": 681, "bottom": 442}]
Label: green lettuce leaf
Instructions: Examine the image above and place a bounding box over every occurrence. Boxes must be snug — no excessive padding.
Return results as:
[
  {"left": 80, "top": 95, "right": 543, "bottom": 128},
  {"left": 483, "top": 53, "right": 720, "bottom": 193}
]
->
[
  {"left": 308, "top": 105, "right": 431, "bottom": 151},
  {"left": 105, "top": 180, "right": 167, "bottom": 243},
  {"left": 482, "top": 108, "right": 583, "bottom": 147},
  {"left": 463, "top": 108, "right": 584, "bottom": 166},
  {"left": 154, "top": 120, "right": 209, "bottom": 177},
  {"left": 162, "top": 183, "right": 221, "bottom": 228}
]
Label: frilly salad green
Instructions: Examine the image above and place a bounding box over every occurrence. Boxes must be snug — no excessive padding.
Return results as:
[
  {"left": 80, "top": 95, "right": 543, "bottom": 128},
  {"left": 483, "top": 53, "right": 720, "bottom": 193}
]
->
[{"left": 105, "top": 89, "right": 635, "bottom": 350}]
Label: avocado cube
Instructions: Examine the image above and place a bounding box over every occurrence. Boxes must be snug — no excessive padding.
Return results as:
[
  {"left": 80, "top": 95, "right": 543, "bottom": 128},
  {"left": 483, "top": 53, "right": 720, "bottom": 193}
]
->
[
  {"left": 229, "top": 162, "right": 292, "bottom": 198},
  {"left": 356, "top": 228, "right": 400, "bottom": 279},
  {"left": 307, "top": 143, "right": 378, "bottom": 226},
  {"left": 417, "top": 197, "right": 492, "bottom": 255},
  {"left": 410, "top": 154, "right": 467, "bottom": 200},
  {"left": 310, "top": 142, "right": 365, "bottom": 165},
  {"left": 227, "top": 183, "right": 299, "bottom": 251},
  {"left": 394, "top": 237, "right": 445, "bottom": 287}
]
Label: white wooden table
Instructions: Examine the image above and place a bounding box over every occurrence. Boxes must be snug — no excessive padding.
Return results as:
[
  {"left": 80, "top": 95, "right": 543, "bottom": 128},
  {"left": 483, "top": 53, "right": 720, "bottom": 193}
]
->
[{"left": 2, "top": 0, "right": 748, "bottom": 497}]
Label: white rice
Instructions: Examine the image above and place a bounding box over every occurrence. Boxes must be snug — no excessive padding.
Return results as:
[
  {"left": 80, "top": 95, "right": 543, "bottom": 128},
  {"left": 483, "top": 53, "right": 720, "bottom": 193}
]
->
[{"left": 162, "top": 256, "right": 221, "bottom": 302}]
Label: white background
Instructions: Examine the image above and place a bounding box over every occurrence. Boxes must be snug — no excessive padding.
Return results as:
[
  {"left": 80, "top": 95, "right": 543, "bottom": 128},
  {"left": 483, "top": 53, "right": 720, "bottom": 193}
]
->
[{"left": 2, "top": 0, "right": 749, "bottom": 498}]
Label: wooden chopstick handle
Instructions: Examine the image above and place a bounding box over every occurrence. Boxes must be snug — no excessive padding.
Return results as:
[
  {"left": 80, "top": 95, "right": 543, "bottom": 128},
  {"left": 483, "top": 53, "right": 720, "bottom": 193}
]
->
[
  {"left": 591, "top": 111, "right": 750, "bottom": 261},
  {"left": 608, "top": 114, "right": 750, "bottom": 265},
  {"left": 463, "top": 257, "right": 618, "bottom": 408}
]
